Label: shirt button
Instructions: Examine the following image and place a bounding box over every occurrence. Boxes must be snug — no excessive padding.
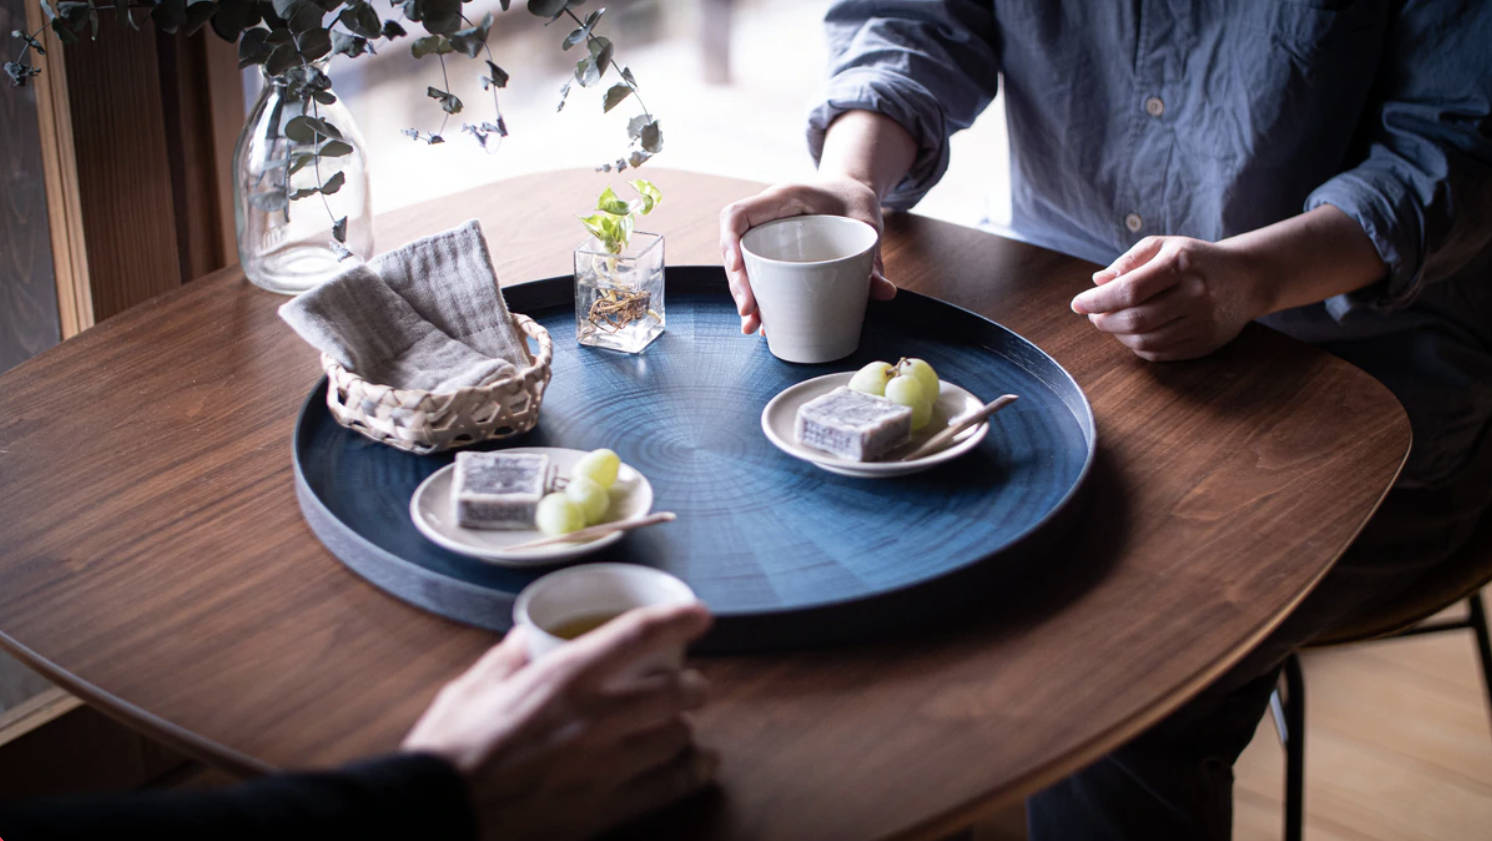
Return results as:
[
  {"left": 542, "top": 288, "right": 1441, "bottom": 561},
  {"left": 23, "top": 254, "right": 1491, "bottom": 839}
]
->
[
  {"left": 1144, "top": 96, "right": 1165, "bottom": 117},
  {"left": 1125, "top": 213, "right": 1144, "bottom": 233}
]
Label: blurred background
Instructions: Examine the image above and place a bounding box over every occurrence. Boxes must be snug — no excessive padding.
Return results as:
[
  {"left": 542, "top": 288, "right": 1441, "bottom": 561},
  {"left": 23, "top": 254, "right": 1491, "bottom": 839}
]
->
[{"left": 261, "top": 0, "right": 1012, "bottom": 227}]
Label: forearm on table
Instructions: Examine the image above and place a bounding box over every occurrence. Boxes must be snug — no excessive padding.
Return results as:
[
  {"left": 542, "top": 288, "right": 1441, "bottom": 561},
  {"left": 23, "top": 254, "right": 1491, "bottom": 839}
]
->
[
  {"left": 817, "top": 110, "right": 918, "bottom": 202},
  {"left": 1222, "top": 204, "right": 1388, "bottom": 316}
]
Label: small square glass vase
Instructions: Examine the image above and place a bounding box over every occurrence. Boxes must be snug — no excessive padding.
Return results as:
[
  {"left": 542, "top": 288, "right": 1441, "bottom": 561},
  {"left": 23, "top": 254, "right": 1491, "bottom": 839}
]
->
[{"left": 574, "top": 231, "right": 665, "bottom": 353}]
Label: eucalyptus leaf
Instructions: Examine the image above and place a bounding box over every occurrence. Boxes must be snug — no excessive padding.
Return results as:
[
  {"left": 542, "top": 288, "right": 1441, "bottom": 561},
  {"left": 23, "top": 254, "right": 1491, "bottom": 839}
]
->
[
  {"left": 482, "top": 60, "right": 509, "bottom": 89},
  {"left": 331, "top": 239, "right": 355, "bottom": 261},
  {"left": 321, "top": 171, "right": 346, "bottom": 194},
  {"left": 556, "top": 79, "right": 572, "bottom": 112},
  {"left": 312, "top": 89, "right": 338, "bottom": 103},
  {"left": 339, "top": 1, "right": 381, "bottom": 39},
  {"left": 627, "top": 113, "right": 649, "bottom": 140},
  {"left": 49, "top": 17, "right": 78, "bottom": 45},
  {"left": 332, "top": 216, "right": 348, "bottom": 243},
  {"left": 562, "top": 25, "right": 585, "bottom": 50},
  {"left": 3, "top": 60, "right": 39, "bottom": 86},
  {"left": 449, "top": 13, "right": 492, "bottom": 58},
  {"left": 12, "top": 30, "right": 46, "bottom": 53},
  {"left": 381, "top": 20, "right": 406, "bottom": 39},
  {"left": 588, "top": 35, "right": 612, "bottom": 72},
  {"left": 620, "top": 65, "right": 636, "bottom": 87},
  {"left": 573, "top": 55, "right": 599, "bottom": 87},
  {"left": 183, "top": 0, "right": 218, "bottom": 36},
  {"left": 265, "top": 41, "right": 299, "bottom": 74},
  {"left": 410, "top": 34, "right": 450, "bottom": 58},
  {"left": 283, "top": 115, "right": 316, "bottom": 143},
  {"left": 527, "top": 0, "right": 567, "bottom": 19},
  {"left": 287, "top": 2, "right": 322, "bottom": 34},
  {"left": 639, "top": 119, "right": 661, "bottom": 153},
  {"left": 627, "top": 149, "right": 650, "bottom": 168},
  {"left": 237, "top": 26, "right": 271, "bottom": 66},
  {"left": 210, "top": 1, "right": 261, "bottom": 42},
  {"left": 290, "top": 187, "right": 320, "bottom": 200},
  {"left": 151, "top": 0, "right": 186, "bottom": 34},
  {"left": 330, "top": 30, "right": 368, "bottom": 59},
  {"left": 288, "top": 153, "right": 316, "bottom": 174},
  {"left": 602, "top": 82, "right": 630, "bottom": 112},
  {"left": 419, "top": 0, "right": 463, "bottom": 35},
  {"left": 295, "top": 26, "right": 332, "bottom": 61},
  {"left": 307, "top": 116, "right": 341, "bottom": 138},
  {"left": 320, "top": 139, "right": 353, "bottom": 157},
  {"left": 40, "top": 1, "right": 56, "bottom": 23},
  {"left": 270, "top": 0, "right": 300, "bottom": 21}
]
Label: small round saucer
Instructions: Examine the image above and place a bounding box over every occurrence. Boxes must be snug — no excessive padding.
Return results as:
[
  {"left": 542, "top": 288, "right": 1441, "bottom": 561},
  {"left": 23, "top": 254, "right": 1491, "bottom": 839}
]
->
[
  {"left": 760, "top": 373, "right": 989, "bottom": 478},
  {"left": 410, "top": 446, "right": 654, "bottom": 566}
]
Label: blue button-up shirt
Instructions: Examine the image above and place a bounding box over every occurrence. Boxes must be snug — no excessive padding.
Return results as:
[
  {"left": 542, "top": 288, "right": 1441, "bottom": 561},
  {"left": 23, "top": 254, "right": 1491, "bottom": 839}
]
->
[{"left": 808, "top": 0, "right": 1492, "bottom": 488}]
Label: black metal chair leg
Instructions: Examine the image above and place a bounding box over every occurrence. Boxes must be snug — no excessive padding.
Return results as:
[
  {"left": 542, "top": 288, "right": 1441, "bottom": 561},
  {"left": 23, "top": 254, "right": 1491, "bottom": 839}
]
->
[
  {"left": 1468, "top": 592, "right": 1492, "bottom": 719},
  {"left": 1283, "top": 653, "right": 1306, "bottom": 841}
]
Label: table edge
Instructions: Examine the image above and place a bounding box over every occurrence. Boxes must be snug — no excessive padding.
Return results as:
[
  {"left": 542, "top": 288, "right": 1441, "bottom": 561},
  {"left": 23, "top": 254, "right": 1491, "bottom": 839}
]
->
[{"left": 895, "top": 433, "right": 1410, "bottom": 840}]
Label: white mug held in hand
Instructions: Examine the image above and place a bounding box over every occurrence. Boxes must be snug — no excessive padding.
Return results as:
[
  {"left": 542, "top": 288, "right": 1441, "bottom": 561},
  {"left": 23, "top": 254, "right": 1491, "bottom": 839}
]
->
[
  {"left": 740, "top": 215, "right": 879, "bottom": 363},
  {"left": 513, "top": 563, "right": 700, "bottom": 675}
]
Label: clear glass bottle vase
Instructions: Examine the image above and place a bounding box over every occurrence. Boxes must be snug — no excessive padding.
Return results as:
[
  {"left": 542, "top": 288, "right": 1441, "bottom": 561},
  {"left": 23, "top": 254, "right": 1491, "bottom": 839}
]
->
[{"left": 233, "top": 65, "right": 373, "bottom": 294}]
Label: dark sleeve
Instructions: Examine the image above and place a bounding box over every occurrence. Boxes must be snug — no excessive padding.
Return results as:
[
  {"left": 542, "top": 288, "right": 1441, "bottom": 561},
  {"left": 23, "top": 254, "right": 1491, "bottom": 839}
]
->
[
  {"left": 0, "top": 753, "right": 477, "bottom": 841},
  {"left": 1305, "top": 0, "right": 1492, "bottom": 319},
  {"left": 807, "top": 0, "right": 1001, "bottom": 210}
]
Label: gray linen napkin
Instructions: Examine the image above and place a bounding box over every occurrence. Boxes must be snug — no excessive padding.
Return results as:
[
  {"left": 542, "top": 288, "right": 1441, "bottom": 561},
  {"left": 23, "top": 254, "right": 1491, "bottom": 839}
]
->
[
  {"left": 277, "top": 219, "right": 528, "bottom": 393},
  {"left": 372, "top": 220, "right": 527, "bottom": 365}
]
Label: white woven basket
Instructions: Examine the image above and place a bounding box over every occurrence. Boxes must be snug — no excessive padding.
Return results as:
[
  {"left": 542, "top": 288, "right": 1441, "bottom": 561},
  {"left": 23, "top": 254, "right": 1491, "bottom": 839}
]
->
[{"left": 322, "top": 313, "right": 553, "bottom": 454}]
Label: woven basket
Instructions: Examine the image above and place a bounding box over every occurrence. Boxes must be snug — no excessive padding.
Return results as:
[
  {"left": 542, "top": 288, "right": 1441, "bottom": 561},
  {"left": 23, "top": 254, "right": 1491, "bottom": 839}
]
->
[{"left": 322, "top": 313, "right": 553, "bottom": 455}]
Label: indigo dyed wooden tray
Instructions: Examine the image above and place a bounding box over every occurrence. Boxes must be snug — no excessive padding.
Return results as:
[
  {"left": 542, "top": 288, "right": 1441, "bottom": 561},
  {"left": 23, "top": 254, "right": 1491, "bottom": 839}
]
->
[{"left": 293, "top": 266, "right": 1095, "bottom": 652}]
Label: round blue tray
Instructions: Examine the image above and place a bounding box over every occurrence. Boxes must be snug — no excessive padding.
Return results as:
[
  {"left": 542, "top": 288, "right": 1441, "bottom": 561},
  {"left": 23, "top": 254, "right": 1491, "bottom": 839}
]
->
[{"left": 293, "top": 266, "right": 1095, "bottom": 651}]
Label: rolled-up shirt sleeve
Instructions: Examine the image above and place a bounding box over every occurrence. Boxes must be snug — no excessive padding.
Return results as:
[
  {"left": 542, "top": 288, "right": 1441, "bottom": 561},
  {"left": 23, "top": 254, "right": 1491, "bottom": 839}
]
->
[
  {"left": 1307, "top": 0, "right": 1492, "bottom": 320},
  {"left": 808, "top": 0, "right": 1001, "bottom": 210}
]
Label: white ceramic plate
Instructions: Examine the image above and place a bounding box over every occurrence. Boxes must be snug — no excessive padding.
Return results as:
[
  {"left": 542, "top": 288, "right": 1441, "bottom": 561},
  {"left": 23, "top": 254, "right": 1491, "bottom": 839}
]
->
[
  {"left": 410, "top": 446, "right": 655, "bottom": 566},
  {"left": 761, "top": 373, "right": 990, "bottom": 478}
]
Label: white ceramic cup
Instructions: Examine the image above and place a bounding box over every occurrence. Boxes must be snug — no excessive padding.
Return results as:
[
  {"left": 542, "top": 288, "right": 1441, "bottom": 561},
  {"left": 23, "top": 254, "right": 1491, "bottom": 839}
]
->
[
  {"left": 513, "top": 563, "right": 699, "bottom": 670},
  {"left": 740, "top": 214, "right": 879, "bottom": 363}
]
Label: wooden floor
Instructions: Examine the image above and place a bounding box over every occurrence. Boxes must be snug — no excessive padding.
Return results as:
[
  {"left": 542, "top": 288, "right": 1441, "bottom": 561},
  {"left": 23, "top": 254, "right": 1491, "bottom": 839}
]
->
[{"left": 975, "top": 599, "right": 1492, "bottom": 841}]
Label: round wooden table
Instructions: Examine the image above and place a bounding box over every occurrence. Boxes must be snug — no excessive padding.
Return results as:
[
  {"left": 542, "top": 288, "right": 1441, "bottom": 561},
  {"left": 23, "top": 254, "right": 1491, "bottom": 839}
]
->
[{"left": 0, "top": 169, "right": 1408, "bottom": 840}]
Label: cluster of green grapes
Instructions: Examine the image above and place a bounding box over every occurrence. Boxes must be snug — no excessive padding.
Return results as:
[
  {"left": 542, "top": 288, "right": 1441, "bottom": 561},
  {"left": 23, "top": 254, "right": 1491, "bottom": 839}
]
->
[
  {"left": 848, "top": 357, "right": 940, "bottom": 430},
  {"left": 535, "top": 449, "right": 623, "bottom": 536}
]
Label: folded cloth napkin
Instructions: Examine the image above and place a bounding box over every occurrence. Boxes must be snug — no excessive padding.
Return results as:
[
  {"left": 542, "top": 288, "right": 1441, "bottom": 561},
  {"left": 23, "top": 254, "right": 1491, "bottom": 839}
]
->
[
  {"left": 278, "top": 220, "right": 527, "bottom": 392},
  {"left": 373, "top": 220, "right": 527, "bottom": 365}
]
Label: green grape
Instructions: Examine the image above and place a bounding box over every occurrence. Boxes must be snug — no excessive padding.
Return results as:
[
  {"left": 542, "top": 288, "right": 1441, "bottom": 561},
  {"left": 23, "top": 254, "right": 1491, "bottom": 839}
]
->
[
  {"left": 899, "top": 358, "right": 940, "bottom": 401},
  {"left": 565, "top": 476, "right": 610, "bottom": 526},
  {"left": 848, "top": 361, "right": 895, "bottom": 396},
  {"left": 573, "top": 448, "right": 621, "bottom": 489},
  {"left": 535, "top": 493, "right": 586, "bottom": 536},
  {"left": 885, "top": 374, "right": 933, "bottom": 431}
]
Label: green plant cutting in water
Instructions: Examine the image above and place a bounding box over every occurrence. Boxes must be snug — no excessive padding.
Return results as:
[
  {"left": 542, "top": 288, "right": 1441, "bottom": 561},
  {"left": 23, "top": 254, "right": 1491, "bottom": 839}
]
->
[
  {"left": 579, "top": 179, "right": 660, "bottom": 255},
  {"left": 579, "top": 179, "right": 661, "bottom": 336},
  {"left": 6, "top": 0, "right": 664, "bottom": 255}
]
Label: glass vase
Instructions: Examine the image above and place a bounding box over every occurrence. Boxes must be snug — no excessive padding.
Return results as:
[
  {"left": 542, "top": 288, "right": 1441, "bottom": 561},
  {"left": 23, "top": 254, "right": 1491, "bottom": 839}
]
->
[
  {"left": 233, "top": 66, "right": 373, "bottom": 295},
  {"left": 574, "top": 232, "right": 665, "bottom": 353}
]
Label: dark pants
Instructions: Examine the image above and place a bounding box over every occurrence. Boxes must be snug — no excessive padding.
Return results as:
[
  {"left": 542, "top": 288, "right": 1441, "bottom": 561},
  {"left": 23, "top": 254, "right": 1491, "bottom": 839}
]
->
[{"left": 1027, "top": 345, "right": 1492, "bottom": 840}]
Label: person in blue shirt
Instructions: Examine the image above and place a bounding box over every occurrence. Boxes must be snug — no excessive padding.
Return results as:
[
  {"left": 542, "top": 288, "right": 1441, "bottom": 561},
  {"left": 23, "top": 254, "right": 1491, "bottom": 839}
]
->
[{"left": 720, "top": 2, "right": 1492, "bottom": 838}]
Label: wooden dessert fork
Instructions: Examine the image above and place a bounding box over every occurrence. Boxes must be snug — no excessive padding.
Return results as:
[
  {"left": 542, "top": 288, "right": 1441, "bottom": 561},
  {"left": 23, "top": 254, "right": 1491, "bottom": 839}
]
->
[{"left": 901, "top": 394, "right": 1019, "bottom": 461}]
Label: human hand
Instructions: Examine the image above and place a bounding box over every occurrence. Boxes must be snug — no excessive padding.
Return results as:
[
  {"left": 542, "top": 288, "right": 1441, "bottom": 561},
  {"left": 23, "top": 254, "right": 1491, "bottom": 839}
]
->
[
  {"left": 718, "top": 176, "right": 897, "bottom": 334},
  {"left": 402, "top": 603, "right": 715, "bottom": 841},
  {"left": 1070, "top": 236, "right": 1270, "bottom": 362}
]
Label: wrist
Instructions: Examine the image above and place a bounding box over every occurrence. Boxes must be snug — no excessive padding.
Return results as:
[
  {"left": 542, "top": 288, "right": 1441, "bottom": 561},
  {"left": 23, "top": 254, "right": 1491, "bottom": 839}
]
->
[
  {"left": 1215, "top": 237, "right": 1286, "bottom": 320},
  {"left": 818, "top": 109, "right": 916, "bottom": 201}
]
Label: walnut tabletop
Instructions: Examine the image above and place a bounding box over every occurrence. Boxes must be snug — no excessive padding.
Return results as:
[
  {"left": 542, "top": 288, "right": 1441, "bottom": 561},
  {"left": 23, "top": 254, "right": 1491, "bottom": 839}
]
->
[{"left": 0, "top": 169, "right": 1408, "bottom": 840}]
